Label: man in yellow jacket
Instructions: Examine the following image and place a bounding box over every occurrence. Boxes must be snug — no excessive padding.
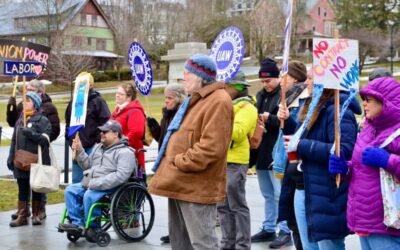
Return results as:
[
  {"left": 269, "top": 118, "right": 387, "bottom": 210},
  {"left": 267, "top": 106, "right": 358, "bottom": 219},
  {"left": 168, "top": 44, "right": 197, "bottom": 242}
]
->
[{"left": 217, "top": 70, "right": 258, "bottom": 250}]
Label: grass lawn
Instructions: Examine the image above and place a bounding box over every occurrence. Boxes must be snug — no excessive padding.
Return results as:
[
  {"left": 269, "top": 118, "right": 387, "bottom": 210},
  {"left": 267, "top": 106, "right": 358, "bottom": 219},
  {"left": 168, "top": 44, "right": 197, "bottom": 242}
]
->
[{"left": 0, "top": 180, "right": 65, "bottom": 212}]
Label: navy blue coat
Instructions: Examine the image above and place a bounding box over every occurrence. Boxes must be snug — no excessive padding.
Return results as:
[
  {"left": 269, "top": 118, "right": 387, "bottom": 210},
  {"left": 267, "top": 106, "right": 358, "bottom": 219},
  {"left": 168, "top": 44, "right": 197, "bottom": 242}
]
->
[{"left": 279, "top": 94, "right": 361, "bottom": 242}]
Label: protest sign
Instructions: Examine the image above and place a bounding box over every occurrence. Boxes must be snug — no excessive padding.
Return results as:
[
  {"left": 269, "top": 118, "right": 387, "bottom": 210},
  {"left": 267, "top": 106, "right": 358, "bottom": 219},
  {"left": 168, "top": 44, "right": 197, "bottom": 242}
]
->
[
  {"left": 209, "top": 26, "right": 244, "bottom": 83},
  {"left": 313, "top": 38, "right": 359, "bottom": 91},
  {"left": 68, "top": 73, "right": 91, "bottom": 138},
  {"left": 127, "top": 42, "right": 153, "bottom": 96},
  {"left": 3, "top": 61, "right": 44, "bottom": 77}
]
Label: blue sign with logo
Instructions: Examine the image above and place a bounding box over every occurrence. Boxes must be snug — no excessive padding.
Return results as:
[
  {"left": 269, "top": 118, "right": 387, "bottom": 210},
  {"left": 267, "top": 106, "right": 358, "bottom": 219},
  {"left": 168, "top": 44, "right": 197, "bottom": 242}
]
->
[
  {"left": 3, "top": 61, "right": 44, "bottom": 77},
  {"left": 209, "top": 26, "right": 245, "bottom": 83},
  {"left": 128, "top": 42, "right": 153, "bottom": 96}
]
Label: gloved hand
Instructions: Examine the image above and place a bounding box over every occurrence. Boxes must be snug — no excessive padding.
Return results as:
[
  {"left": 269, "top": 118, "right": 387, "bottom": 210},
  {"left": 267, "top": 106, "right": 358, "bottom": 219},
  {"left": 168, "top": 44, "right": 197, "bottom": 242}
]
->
[
  {"left": 329, "top": 153, "right": 349, "bottom": 174},
  {"left": 7, "top": 96, "right": 16, "bottom": 106},
  {"left": 21, "top": 127, "right": 35, "bottom": 138},
  {"left": 362, "top": 147, "right": 390, "bottom": 169}
]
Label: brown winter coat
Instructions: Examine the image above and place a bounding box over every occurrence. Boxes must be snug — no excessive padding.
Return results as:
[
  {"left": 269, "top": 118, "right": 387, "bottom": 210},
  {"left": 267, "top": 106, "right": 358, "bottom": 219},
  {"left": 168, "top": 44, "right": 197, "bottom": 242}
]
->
[{"left": 148, "top": 82, "right": 234, "bottom": 204}]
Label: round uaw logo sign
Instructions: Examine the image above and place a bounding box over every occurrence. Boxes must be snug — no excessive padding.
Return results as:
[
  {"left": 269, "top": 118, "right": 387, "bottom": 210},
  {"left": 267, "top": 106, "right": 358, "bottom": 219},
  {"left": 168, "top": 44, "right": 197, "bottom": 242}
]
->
[
  {"left": 128, "top": 42, "right": 153, "bottom": 96},
  {"left": 209, "top": 26, "right": 245, "bottom": 83}
]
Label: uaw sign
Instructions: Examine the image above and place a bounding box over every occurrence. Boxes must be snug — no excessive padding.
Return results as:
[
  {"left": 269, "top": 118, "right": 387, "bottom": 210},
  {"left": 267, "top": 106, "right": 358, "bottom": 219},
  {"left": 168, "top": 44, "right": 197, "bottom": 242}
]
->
[
  {"left": 209, "top": 26, "right": 245, "bottom": 83},
  {"left": 128, "top": 42, "right": 153, "bottom": 96},
  {"left": 313, "top": 38, "right": 359, "bottom": 91},
  {"left": 0, "top": 39, "right": 50, "bottom": 77},
  {"left": 3, "top": 61, "right": 44, "bottom": 77}
]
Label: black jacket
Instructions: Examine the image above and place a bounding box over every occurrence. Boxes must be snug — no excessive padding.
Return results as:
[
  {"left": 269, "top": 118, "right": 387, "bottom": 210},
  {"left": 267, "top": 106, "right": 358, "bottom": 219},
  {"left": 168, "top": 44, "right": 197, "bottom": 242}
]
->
[
  {"left": 7, "top": 112, "right": 52, "bottom": 179},
  {"left": 65, "top": 89, "right": 111, "bottom": 148},
  {"left": 252, "top": 86, "right": 281, "bottom": 170},
  {"left": 157, "top": 107, "right": 178, "bottom": 151},
  {"left": 7, "top": 93, "right": 61, "bottom": 142}
]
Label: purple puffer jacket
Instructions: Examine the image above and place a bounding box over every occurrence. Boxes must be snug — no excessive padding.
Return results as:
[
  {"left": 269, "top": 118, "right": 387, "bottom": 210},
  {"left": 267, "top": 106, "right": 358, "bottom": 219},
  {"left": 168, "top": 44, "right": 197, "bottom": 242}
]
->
[{"left": 347, "top": 77, "right": 400, "bottom": 236}]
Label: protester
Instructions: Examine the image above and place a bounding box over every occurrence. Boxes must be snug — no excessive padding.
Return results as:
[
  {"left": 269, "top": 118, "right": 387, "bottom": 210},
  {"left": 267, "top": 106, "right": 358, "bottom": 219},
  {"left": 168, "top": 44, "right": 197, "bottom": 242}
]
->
[
  {"left": 217, "top": 70, "right": 257, "bottom": 249},
  {"left": 276, "top": 67, "right": 312, "bottom": 250},
  {"left": 59, "top": 120, "right": 136, "bottom": 242},
  {"left": 65, "top": 72, "right": 110, "bottom": 183},
  {"left": 250, "top": 58, "right": 292, "bottom": 248},
  {"left": 282, "top": 80, "right": 361, "bottom": 249},
  {"left": 7, "top": 92, "right": 52, "bottom": 227},
  {"left": 7, "top": 79, "right": 61, "bottom": 221},
  {"left": 152, "top": 83, "right": 187, "bottom": 244},
  {"left": 329, "top": 77, "right": 400, "bottom": 250},
  {"left": 111, "top": 83, "right": 146, "bottom": 169},
  {"left": 148, "top": 54, "right": 234, "bottom": 250}
]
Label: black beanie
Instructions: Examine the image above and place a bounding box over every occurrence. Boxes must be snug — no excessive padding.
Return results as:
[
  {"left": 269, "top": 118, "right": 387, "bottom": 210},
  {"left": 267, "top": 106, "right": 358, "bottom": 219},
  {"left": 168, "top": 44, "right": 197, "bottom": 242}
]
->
[{"left": 259, "top": 58, "right": 280, "bottom": 78}]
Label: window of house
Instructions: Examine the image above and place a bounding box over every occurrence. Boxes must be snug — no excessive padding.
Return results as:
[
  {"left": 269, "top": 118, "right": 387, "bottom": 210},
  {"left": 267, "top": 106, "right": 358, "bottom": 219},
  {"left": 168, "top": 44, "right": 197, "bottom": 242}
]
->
[
  {"left": 81, "top": 13, "right": 86, "bottom": 25},
  {"left": 92, "top": 15, "right": 97, "bottom": 26},
  {"left": 96, "top": 39, "right": 106, "bottom": 50},
  {"left": 318, "top": 7, "right": 320, "bottom": 16},
  {"left": 72, "top": 36, "right": 83, "bottom": 47},
  {"left": 14, "top": 18, "right": 27, "bottom": 29},
  {"left": 87, "top": 37, "right": 92, "bottom": 46}
]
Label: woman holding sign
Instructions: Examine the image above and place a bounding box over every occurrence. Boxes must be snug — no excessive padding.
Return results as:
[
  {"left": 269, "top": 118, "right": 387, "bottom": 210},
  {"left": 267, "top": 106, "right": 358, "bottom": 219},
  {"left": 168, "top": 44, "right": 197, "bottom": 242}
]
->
[
  {"left": 329, "top": 77, "right": 400, "bottom": 249},
  {"left": 7, "top": 92, "right": 52, "bottom": 227},
  {"left": 282, "top": 80, "right": 361, "bottom": 249},
  {"left": 111, "top": 83, "right": 146, "bottom": 169}
]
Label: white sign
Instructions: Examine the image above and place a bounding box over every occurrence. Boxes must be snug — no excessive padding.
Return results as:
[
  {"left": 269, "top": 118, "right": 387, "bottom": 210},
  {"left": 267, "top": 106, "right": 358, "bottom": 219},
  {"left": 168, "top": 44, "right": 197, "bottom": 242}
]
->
[{"left": 313, "top": 38, "right": 359, "bottom": 91}]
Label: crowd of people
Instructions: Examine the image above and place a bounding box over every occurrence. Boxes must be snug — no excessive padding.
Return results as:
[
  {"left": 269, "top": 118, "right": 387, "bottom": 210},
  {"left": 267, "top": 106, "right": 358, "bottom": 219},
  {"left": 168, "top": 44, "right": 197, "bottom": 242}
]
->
[{"left": 4, "top": 54, "right": 400, "bottom": 250}]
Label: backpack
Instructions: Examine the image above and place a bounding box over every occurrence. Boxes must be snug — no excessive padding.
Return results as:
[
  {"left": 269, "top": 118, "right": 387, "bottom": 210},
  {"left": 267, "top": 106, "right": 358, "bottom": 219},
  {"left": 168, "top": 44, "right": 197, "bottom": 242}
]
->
[{"left": 126, "top": 108, "right": 157, "bottom": 146}]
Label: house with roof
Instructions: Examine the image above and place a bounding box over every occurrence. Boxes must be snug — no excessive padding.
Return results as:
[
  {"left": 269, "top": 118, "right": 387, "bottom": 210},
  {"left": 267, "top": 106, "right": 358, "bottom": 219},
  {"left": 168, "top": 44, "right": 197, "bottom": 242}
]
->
[{"left": 0, "top": 0, "right": 118, "bottom": 70}]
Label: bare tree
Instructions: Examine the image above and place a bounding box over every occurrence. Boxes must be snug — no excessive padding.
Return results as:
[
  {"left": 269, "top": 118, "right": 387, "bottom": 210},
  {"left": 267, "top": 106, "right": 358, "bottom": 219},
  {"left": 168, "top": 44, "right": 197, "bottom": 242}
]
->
[{"left": 250, "top": 0, "right": 285, "bottom": 62}]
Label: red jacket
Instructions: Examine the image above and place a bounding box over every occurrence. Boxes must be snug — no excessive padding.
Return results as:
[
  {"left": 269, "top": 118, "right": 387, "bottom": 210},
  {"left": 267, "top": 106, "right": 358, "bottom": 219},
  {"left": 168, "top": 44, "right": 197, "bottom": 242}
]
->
[{"left": 111, "top": 100, "right": 145, "bottom": 168}]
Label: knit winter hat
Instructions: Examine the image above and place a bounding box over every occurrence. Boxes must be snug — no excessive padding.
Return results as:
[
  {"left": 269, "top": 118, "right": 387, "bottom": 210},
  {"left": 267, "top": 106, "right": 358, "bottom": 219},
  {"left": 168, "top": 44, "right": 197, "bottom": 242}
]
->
[
  {"left": 26, "top": 91, "right": 42, "bottom": 110},
  {"left": 368, "top": 68, "right": 392, "bottom": 81},
  {"left": 259, "top": 58, "right": 280, "bottom": 78},
  {"left": 288, "top": 61, "right": 307, "bottom": 82},
  {"left": 229, "top": 70, "right": 250, "bottom": 86},
  {"left": 184, "top": 54, "right": 217, "bottom": 82}
]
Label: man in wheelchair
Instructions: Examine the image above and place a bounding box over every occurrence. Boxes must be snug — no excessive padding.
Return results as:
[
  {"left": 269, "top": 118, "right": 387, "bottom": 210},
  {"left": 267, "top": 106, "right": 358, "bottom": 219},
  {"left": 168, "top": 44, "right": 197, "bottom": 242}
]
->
[{"left": 58, "top": 120, "right": 136, "bottom": 241}]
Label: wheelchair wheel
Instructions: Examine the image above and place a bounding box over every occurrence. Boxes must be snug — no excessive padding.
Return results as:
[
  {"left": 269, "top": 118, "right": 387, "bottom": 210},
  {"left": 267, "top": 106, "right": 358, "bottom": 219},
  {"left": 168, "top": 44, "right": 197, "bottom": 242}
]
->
[
  {"left": 96, "top": 231, "right": 111, "bottom": 247},
  {"left": 110, "top": 183, "right": 155, "bottom": 242},
  {"left": 100, "top": 206, "right": 112, "bottom": 231},
  {"left": 67, "top": 232, "right": 80, "bottom": 243}
]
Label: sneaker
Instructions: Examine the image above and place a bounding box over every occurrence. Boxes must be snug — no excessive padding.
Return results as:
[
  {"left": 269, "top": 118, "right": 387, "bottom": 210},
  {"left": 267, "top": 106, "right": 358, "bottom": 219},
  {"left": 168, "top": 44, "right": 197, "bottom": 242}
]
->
[
  {"left": 160, "top": 235, "right": 170, "bottom": 243},
  {"left": 269, "top": 231, "right": 292, "bottom": 249},
  {"left": 251, "top": 229, "right": 276, "bottom": 242},
  {"left": 58, "top": 223, "right": 84, "bottom": 234}
]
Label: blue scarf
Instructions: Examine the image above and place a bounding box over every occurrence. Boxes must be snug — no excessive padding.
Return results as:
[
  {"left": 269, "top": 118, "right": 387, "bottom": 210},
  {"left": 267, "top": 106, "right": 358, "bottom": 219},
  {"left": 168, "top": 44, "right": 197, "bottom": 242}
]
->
[{"left": 152, "top": 96, "right": 192, "bottom": 172}]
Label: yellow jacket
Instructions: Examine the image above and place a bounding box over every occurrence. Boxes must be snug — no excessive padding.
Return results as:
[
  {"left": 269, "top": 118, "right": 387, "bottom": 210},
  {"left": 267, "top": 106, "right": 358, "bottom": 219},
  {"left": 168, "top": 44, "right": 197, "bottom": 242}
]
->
[{"left": 227, "top": 96, "right": 258, "bottom": 164}]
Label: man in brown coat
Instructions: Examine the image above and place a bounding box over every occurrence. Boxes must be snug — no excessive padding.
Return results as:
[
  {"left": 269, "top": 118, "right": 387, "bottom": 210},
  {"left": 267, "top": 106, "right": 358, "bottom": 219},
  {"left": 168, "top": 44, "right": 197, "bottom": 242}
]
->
[{"left": 149, "top": 54, "right": 234, "bottom": 250}]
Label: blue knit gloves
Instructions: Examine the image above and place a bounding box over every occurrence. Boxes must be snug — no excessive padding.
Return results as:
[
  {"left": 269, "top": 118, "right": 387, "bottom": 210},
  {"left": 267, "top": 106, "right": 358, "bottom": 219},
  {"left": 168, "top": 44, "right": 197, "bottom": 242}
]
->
[
  {"left": 362, "top": 147, "right": 390, "bottom": 169},
  {"left": 329, "top": 153, "right": 349, "bottom": 174}
]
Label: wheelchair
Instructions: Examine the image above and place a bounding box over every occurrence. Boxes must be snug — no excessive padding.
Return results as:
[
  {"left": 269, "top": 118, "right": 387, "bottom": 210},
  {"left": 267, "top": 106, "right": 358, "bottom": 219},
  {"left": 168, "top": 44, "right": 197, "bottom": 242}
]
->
[{"left": 58, "top": 151, "right": 155, "bottom": 247}]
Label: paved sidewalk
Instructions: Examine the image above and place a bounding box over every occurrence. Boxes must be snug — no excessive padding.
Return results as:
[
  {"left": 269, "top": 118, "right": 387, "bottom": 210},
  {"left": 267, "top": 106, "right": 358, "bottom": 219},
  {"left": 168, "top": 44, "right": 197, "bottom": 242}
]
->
[{"left": 0, "top": 176, "right": 361, "bottom": 250}]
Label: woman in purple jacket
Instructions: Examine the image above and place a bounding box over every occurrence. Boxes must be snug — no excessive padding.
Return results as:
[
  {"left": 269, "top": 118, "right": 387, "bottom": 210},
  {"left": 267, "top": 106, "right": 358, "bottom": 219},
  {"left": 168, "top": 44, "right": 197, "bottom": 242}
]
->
[{"left": 330, "top": 77, "right": 400, "bottom": 249}]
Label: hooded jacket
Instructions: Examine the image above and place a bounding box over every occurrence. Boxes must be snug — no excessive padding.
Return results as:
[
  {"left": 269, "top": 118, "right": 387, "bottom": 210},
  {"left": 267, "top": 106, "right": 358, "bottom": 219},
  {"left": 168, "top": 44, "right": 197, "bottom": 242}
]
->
[
  {"left": 111, "top": 100, "right": 146, "bottom": 168},
  {"left": 76, "top": 137, "right": 136, "bottom": 191},
  {"left": 148, "top": 83, "right": 234, "bottom": 204},
  {"left": 347, "top": 77, "right": 400, "bottom": 236}
]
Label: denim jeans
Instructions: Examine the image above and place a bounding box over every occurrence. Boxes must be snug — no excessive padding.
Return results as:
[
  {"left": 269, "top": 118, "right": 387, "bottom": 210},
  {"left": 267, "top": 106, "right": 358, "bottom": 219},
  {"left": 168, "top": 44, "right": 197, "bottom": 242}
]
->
[
  {"left": 256, "top": 169, "right": 290, "bottom": 233},
  {"left": 72, "top": 146, "right": 93, "bottom": 184},
  {"left": 294, "top": 189, "right": 345, "bottom": 250},
  {"left": 64, "top": 183, "right": 114, "bottom": 228},
  {"left": 360, "top": 234, "right": 400, "bottom": 250}
]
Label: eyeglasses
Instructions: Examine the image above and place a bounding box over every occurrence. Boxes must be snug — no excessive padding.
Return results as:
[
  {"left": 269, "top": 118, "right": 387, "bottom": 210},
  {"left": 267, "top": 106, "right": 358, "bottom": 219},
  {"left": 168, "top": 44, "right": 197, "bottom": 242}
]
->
[
  {"left": 361, "top": 96, "right": 372, "bottom": 103},
  {"left": 116, "top": 92, "right": 127, "bottom": 96}
]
